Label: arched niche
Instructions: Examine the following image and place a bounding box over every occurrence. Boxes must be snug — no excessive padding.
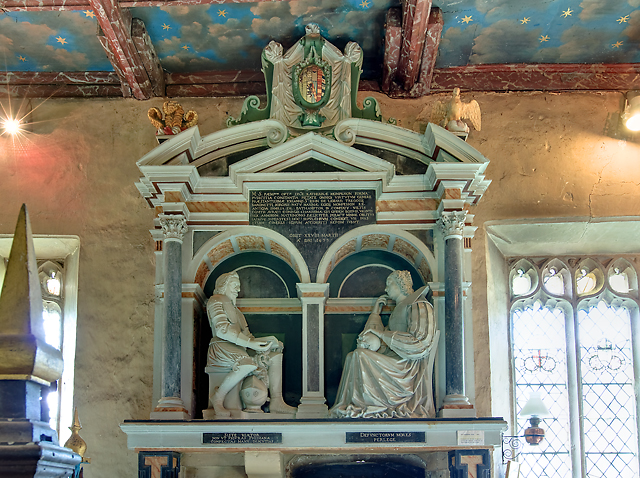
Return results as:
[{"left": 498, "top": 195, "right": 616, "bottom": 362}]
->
[
  {"left": 317, "top": 225, "right": 436, "bottom": 287},
  {"left": 188, "top": 226, "right": 311, "bottom": 288},
  {"left": 191, "top": 233, "right": 306, "bottom": 417},
  {"left": 320, "top": 227, "right": 433, "bottom": 408}
]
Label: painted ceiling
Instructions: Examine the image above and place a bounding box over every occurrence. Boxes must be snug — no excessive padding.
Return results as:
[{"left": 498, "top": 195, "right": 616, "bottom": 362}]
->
[{"left": 1, "top": 0, "right": 639, "bottom": 78}]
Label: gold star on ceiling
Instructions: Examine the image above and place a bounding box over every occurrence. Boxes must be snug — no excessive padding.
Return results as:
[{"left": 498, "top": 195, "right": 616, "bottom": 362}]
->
[
  {"left": 539, "top": 35, "right": 550, "bottom": 42},
  {"left": 360, "top": 0, "right": 370, "bottom": 7},
  {"left": 612, "top": 41, "right": 623, "bottom": 48},
  {"left": 162, "top": 23, "right": 171, "bottom": 30},
  {"left": 56, "top": 36, "right": 68, "bottom": 45},
  {"left": 561, "top": 8, "right": 572, "bottom": 18},
  {"left": 18, "top": 56, "right": 26, "bottom": 62},
  {"left": 83, "top": 10, "right": 95, "bottom": 18},
  {"left": 218, "top": 9, "right": 227, "bottom": 17},
  {"left": 618, "top": 15, "right": 629, "bottom": 23},
  {"left": 182, "top": 45, "right": 190, "bottom": 50},
  {"left": 461, "top": 15, "right": 473, "bottom": 24},
  {"left": 520, "top": 17, "right": 530, "bottom": 24}
]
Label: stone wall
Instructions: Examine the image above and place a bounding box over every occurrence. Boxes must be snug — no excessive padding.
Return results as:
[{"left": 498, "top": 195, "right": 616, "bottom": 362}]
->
[{"left": 0, "top": 91, "right": 638, "bottom": 476}]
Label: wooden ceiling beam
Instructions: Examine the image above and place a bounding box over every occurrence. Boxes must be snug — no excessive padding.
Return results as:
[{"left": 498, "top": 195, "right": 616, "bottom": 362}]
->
[
  {"left": 91, "top": 0, "right": 155, "bottom": 99},
  {"left": 396, "top": 0, "right": 431, "bottom": 91},
  {"left": 0, "top": 0, "right": 283, "bottom": 11},
  {"left": 381, "top": 8, "right": 401, "bottom": 93},
  {"left": 408, "top": 7, "right": 443, "bottom": 97}
]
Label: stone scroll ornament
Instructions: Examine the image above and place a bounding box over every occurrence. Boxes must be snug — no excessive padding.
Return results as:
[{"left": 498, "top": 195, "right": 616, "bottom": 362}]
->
[
  {"left": 227, "top": 23, "right": 383, "bottom": 132},
  {"left": 330, "top": 270, "right": 439, "bottom": 418}
]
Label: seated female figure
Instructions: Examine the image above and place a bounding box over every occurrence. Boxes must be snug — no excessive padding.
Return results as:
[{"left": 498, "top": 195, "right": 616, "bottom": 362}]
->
[{"left": 329, "top": 270, "right": 438, "bottom": 418}]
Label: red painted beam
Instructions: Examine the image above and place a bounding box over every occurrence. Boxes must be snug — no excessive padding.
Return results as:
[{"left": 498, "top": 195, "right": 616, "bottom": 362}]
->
[
  {"left": 0, "top": 71, "right": 120, "bottom": 85},
  {"left": 0, "top": 0, "right": 284, "bottom": 11},
  {"left": 396, "top": 0, "right": 431, "bottom": 91},
  {"left": 166, "top": 82, "right": 266, "bottom": 97},
  {"left": 132, "top": 18, "right": 165, "bottom": 97},
  {"left": 381, "top": 7, "right": 402, "bottom": 93},
  {"left": 429, "top": 63, "right": 640, "bottom": 92},
  {"left": 0, "top": 84, "right": 123, "bottom": 98},
  {"left": 90, "top": 0, "right": 153, "bottom": 99},
  {"left": 166, "top": 70, "right": 265, "bottom": 85},
  {"left": 397, "top": 7, "right": 443, "bottom": 98}
]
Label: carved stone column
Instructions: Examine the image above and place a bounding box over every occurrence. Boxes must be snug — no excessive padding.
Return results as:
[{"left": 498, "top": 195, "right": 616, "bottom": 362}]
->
[
  {"left": 152, "top": 214, "right": 189, "bottom": 419},
  {"left": 295, "top": 283, "right": 330, "bottom": 418},
  {"left": 438, "top": 211, "right": 473, "bottom": 415}
]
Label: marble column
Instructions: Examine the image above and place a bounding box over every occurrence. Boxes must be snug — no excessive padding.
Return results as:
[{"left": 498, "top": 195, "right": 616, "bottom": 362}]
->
[
  {"left": 152, "top": 214, "right": 189, "bottom": 419},
  {"left": 295, "top": 283, "right": 330, "bottom": 418},
  {"left": 438, "top": 211, "right": 473, "bottom": 414}
]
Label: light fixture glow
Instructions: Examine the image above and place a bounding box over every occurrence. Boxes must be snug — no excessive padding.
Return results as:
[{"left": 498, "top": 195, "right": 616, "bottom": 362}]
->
[
  {"left": 2, "top": 117, "right": 22, "bottom": 136},
  {"left": 624, "top": 95, "right": 640, "bottom": 132}
]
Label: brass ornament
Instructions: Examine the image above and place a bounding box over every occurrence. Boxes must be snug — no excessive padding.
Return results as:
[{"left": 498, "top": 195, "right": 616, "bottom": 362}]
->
[{"left": 148, "top": 101, "right": 198, "bottom": 135}]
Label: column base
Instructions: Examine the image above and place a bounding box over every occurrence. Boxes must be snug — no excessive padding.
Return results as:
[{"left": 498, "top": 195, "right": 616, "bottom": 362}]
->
[
  {"left": 438, "top": 394, "right": 475, "bottom": 418},
  {"left": 295, "top": 401, "right": 328, "bottom": 419},
  {"left": 151, "top": 397, "right": 190, "bottom": 420}
]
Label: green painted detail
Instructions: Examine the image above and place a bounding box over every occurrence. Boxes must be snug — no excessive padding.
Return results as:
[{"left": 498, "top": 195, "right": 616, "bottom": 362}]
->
[
  {"left": 292, "top": 40, "right": 332, "bottom": 128},
  {"left": 350, "top": 57, "right": 382, "bottom": 122},
  {"left": 226, "top": 50, "right": 275, "bottom": 127}
]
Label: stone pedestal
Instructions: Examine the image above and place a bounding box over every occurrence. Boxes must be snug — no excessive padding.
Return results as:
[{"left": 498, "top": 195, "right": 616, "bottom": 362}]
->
[
  {"left": 152, "top": 214, "right": 189, "bottom": 419},
  {"left": 295, "top": 283, "right": 330, "bottom": 418}
]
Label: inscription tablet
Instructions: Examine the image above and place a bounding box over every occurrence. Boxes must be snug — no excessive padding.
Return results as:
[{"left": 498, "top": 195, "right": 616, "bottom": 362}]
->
[
  {"left": 346, "top": 431, "right": 425, "bottom": 443},
  {"left": 203, "top": 432, "right": 282, "bottom": 444},
  {"left": 250, "top": 190, "right": 376, "bottom": 276}
]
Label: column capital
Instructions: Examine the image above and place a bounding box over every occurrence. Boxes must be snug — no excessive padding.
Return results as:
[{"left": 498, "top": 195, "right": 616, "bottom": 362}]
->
[
  {"left": 437, "top": 211, "right": 467, "bottom": 239},
  {"left": 159, "top": 214, "right": 188, "bottom": 242}
]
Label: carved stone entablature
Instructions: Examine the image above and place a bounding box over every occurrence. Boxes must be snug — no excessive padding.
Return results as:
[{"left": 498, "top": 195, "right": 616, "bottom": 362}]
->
[
  {"left": 159, "top": 214, "right": 187, "bottom": 242},
  {"left": 438, "top": 211, "right": 467, "bottom": 239}
]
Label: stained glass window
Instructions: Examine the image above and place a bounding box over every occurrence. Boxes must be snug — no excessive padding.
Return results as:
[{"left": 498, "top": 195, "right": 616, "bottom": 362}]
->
[{"left": 510, "top": 258, "right": 640, "bottom": 478}]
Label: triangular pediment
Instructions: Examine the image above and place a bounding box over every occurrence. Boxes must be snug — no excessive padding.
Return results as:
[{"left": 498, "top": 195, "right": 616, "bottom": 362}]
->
[{"left": 228, "top": 132, "right": 395, "bottom": 181}]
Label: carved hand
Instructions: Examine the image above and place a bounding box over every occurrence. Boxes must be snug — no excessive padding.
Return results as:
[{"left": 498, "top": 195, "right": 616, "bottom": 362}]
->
[
  {"left": 375, "top": 294, "right": 389, "bottom": 314},
  {"left": 247, "top": 338, "right": 272, "bottom": 352}
]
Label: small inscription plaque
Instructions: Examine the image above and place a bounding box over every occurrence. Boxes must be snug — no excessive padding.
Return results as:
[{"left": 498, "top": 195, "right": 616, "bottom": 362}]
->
[
  {"left": 250, "top": 190, "right": 376, "bottom": 276},
  {"left": 457, "top": 430, "right": 485, "bottom": 446},
  {"left": 203, "top": 432, "right": 282, "bottom": 444},
  {"left": 346, "top": 431, "right": 425, "bottom": 443}
]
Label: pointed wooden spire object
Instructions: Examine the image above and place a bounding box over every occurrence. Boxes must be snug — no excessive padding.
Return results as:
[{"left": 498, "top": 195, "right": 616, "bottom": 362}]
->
[{"left": 0, "top": 204, "right": 63, "bottom": 385}]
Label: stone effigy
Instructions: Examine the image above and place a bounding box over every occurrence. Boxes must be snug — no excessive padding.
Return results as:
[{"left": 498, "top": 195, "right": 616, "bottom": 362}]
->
[
  {"left": 205, "top": 271, "right": 297, "bottom": 418},
  {"left": 330, "top": 270, "right": 439, "bottom": 418}
]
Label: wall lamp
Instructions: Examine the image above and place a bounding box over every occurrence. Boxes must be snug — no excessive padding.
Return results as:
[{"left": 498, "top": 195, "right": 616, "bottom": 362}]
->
[
  {"left": 502, "top": 391, "right": 552, "bottom": 463},
  {"left": 623, "top": 92, "right": 640, "bottom": 132}
]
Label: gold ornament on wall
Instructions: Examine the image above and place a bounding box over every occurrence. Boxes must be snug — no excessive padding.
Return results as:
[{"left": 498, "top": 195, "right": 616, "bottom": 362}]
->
[
  {"left": 148, "top": 101, "right": 198, "bottom": 135},
  {"left": 64, "top": 408, "right": 90, "bottom": 463}
]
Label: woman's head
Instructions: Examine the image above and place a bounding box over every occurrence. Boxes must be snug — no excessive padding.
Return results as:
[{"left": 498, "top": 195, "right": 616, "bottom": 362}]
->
[{"left": 386, "top": 270, "right": 414, "bottom": 298}]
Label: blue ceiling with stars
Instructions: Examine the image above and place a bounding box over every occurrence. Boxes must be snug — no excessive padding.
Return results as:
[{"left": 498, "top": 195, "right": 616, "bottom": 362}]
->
[{"left": 1, "top": 0, "right": 639, "bottom": 76}]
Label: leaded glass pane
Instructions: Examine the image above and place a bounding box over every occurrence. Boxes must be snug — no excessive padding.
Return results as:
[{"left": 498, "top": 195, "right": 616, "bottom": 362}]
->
[
  {"left": 579, "top": 301, "right": 638, "bottom": 478},
  {"left": 512, "top": 303, "right": 571, "bottom": 478}
]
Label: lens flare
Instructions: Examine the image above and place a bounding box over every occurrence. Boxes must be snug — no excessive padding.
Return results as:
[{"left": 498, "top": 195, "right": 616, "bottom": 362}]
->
[{"left": 2, "top": 117, "right": 22, "bottom": 136}]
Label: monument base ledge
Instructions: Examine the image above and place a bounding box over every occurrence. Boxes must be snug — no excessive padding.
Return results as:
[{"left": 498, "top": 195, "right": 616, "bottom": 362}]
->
[{"left": 121, "top": 418, "right": 507, "bottom": 452}]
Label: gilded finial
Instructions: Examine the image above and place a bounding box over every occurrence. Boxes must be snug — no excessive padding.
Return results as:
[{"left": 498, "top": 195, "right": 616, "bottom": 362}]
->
[{"left": 64, "top": 408, "right": 88, "bottom": 460}]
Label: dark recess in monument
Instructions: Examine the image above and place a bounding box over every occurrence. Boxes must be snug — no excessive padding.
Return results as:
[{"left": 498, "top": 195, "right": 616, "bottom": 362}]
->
[
  {"left": 353, "top": 144, "right": 428, "bottom": 175},
  {"left": 290, "top": 460, "right": 426, "bottom": 478}
]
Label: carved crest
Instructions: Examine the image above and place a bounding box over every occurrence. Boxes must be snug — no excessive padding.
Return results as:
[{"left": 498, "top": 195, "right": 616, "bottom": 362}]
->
[{"left": 227, "top": 23, "right": 382, "bottom": 133}]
